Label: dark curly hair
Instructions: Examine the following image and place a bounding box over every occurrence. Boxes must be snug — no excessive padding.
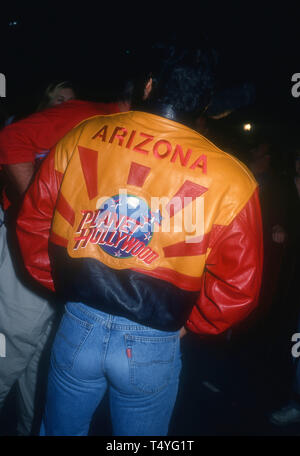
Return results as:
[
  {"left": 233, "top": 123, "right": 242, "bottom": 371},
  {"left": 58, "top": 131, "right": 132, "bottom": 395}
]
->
[{"left": 131, "top": 40, "right": 218, "bottom": 120}]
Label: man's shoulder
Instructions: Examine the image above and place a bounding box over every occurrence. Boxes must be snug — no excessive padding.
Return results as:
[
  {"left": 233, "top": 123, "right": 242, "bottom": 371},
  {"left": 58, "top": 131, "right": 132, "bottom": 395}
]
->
[
  {"left": 174, "top": 129, "right": 258, "bottom": 225},
  {"left": 61, "top": 110, "right": 257, "bottom": 188},
  {"left": 206, "top": 147, "right": 258, "bottom": 226}
]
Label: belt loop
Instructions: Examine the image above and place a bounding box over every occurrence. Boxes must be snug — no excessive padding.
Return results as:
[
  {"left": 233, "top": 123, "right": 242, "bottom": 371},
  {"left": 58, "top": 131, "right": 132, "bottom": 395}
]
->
[{"left": 105, "top": 313, "right": 113, "bottom": 330}]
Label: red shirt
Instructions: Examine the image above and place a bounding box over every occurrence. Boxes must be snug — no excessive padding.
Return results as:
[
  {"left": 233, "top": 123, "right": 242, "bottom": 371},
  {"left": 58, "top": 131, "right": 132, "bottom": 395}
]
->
[
  {"left": 0, "top": 99, "right": 120, "bottom": 165},
  {"left": 0, "top": 99, "right": 120, "bottom": 208}
]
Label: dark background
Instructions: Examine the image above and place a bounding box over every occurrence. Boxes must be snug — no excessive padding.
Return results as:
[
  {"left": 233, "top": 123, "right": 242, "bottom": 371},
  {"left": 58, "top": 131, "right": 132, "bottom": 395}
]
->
[{"left": 1, "top": 2, "right": 300, "bottom": 164}]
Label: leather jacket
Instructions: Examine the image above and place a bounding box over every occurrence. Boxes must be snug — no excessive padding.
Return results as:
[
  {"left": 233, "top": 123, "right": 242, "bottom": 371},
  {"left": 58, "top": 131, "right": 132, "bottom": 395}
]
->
[{"left": 16, "top": 111, "right": 263, "bottom": 335}]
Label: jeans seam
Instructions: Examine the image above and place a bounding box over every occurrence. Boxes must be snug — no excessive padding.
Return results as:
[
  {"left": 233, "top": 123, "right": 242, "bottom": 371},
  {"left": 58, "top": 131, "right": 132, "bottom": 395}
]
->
[
  {"left": 126, "top": 334, "right": 179, "bottom": 343},
  {"left": 101, "top": 326, "right": 111, "bottom": 376},
  {"left": 67, "top": 303, "right": 107, "bottom": 324},
  {"left": 66, "top": 303, "right": 178, "bottom": 332},
  {"left": 68, "top": 305, "right": 154, "bottom": 330},
  {"left": 52, "top": 317, "right": 93, "bottom": 371},
  {"left": 65, "top": 306, "right": 94, "bottom": 329}
]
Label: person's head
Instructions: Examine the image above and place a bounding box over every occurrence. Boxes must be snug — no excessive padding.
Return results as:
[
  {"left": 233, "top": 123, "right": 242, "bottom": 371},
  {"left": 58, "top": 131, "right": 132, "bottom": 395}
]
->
[
  {"left": 114, "top": 78, "right": 134, "bottom": 112},
  {"left": 130, "top": 41, "right": 217, "bottom": 124},
  {"left": 37, "top": 81, "right": 76, "bottom": 111},
  {"left": 249, "top": 143, "right": 271, "bottom": 176}
]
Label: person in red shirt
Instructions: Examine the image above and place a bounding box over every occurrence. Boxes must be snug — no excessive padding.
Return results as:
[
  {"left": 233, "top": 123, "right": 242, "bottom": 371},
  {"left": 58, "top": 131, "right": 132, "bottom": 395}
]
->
[
  {"left": 0, "top": 98, "right": 124, "bottom": 201},
  {"left": 36, "top": 80, "right": 76, "bottom": 111},
  {"left": 0, "top": 93, "right": 129, "bottom": 435}
]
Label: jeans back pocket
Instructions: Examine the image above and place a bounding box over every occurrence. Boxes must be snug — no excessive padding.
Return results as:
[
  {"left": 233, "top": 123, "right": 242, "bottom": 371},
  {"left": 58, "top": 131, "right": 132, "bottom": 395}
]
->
[
  {"left": 52, "top": 309, "right": 93, "bottom": 371},
  {"left": 125, "top": 333, "right": 180, "bottom": 394}
]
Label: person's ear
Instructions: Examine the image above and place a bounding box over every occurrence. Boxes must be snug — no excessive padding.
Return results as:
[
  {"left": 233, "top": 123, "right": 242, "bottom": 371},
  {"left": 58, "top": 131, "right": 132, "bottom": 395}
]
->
[{"left": 143, "top": 78, "right": 153, "bottom": 100}]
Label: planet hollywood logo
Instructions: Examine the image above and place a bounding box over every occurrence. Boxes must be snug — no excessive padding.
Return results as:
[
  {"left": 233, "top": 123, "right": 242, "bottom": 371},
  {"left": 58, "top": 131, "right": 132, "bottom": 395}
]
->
[{"left": 73, "top": 192, "right": 162, "bottom": 265}]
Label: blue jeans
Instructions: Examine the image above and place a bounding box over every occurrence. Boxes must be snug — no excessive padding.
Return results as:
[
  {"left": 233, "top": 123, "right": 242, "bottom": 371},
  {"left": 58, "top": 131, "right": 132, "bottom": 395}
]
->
[{"left": 40, "top": 302, "right": 182, "bottom": 436}]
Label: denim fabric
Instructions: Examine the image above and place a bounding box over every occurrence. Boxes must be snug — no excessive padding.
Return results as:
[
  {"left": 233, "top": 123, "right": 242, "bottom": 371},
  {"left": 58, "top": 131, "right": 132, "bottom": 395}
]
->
[{"left": 40, "top": 302, "right": 182, "bottom": 436}]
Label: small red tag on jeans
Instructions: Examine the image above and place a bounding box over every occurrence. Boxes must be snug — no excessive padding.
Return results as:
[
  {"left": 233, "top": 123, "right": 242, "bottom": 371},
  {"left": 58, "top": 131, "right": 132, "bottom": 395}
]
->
[{"left": 126, "top": 348, "right": 132, "bottom": 358}]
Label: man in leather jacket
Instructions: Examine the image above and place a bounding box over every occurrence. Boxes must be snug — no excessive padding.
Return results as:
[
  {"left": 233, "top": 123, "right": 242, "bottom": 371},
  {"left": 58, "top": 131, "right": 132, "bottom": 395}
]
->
[{"left": 16, "top": 43, "right": 263, "bottom": 436}]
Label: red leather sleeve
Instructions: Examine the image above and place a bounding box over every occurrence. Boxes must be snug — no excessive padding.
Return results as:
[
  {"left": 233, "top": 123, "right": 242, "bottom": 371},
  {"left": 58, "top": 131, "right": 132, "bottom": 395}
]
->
[
  {"left": 16, "top": 148, "right": 61, "bottom": 291},
  {"left": 186, "top": 188, "right": 263, "bottom": 335}
]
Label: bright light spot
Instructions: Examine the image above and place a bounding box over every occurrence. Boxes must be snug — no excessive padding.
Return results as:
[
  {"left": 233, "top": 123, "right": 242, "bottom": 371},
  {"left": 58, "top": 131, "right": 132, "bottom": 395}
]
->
[
  {"left": 243, "top": 123, "right": 252, "bottom": 131},
  {"left": 127, "top": 196, "right": 140, "bottom": 209}
]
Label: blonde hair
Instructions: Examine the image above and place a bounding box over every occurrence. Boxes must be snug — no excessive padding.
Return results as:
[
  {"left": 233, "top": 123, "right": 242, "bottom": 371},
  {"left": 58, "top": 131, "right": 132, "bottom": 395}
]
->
[{"left": 37, "top": 81, "right": 75, "bottom": 111}]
